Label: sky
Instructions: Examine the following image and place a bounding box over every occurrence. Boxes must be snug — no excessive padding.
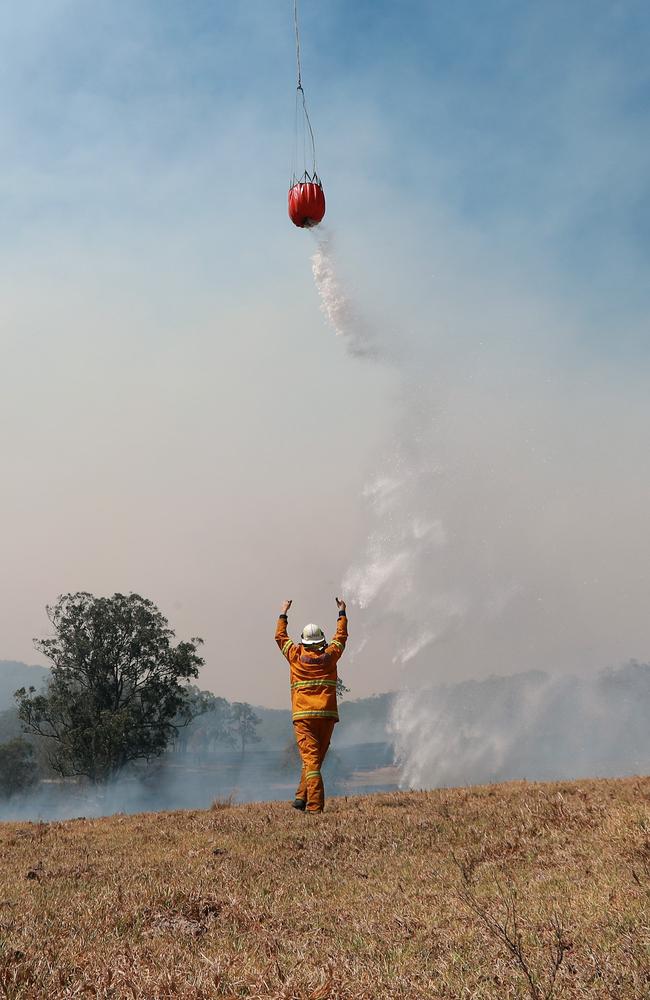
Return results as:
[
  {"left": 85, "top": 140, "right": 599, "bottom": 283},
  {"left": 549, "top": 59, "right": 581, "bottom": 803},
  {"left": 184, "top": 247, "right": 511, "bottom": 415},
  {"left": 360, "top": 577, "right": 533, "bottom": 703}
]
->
[{"left": 0, "top": 1, "right": 649, "bottom": 708}]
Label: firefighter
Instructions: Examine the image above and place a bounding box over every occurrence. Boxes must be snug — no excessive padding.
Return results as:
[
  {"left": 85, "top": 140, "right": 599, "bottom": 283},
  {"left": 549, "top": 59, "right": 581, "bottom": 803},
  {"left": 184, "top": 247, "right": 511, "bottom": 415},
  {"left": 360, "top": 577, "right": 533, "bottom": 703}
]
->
[{"left": 275, "top": 597, "right": 348, "bottom": 813}]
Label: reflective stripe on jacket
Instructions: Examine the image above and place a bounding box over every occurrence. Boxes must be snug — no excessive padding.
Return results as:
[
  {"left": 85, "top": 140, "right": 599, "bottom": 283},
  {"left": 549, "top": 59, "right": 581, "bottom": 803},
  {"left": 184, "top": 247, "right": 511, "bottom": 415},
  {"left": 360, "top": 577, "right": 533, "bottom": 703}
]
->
[{"left": 275, "top": 613, "right": 348, "bottom": 722}]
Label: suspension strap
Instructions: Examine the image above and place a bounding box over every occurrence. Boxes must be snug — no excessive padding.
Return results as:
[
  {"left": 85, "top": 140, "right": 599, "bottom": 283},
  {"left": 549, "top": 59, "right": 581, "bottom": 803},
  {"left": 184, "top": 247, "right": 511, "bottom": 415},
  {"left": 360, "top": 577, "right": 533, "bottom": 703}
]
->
[
  {"left": 294, "top": 0, "right": 303, "bottom": 90},
  {"left": 293, "top": 0, "right": 317, "bottom": 176}
]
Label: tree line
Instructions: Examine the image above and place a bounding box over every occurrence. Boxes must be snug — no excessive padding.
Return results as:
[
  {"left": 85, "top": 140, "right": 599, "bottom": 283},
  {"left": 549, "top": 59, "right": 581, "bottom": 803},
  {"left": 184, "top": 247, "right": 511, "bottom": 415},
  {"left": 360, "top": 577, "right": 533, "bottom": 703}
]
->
[{"left": 0, "top": 592, "right": 262, "bottom": 799}]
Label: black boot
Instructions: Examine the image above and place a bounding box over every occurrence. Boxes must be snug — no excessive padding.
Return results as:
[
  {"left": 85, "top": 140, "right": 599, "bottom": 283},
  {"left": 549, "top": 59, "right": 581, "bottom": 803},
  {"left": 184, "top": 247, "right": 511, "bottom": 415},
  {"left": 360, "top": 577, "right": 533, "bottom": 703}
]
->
[{"left": 292, "top": 797, "right": 306, "bottom": 811}]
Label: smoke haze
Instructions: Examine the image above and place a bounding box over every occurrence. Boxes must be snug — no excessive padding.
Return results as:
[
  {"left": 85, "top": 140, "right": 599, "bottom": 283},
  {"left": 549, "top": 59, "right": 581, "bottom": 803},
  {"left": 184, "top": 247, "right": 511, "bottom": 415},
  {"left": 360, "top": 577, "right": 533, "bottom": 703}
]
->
[
  {"left": 321, "top": 234, "right": 650, "bottom": 787},
  {"left": 310, "top": 198, "right": 650, "bottom": 794},
  {"left": 312, "top": 224, "right": 650, "bottom": 685},
  {"left": 392, "top": 663, "right": 650, "bottom": 789},
  {"left": 0, "top": 2, "right": 649, "bottom": 747}
]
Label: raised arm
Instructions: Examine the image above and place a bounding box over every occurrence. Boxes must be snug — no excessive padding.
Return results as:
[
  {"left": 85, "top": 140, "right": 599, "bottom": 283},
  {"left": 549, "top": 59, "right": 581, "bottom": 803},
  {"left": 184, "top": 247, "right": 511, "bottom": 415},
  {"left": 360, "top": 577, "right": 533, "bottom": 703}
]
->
[
  {"left": 328, "top": 597, "right": 348, "bottom": 660},
  {"left": 275, "top": 599, "right": 297, "bottom": 663}
]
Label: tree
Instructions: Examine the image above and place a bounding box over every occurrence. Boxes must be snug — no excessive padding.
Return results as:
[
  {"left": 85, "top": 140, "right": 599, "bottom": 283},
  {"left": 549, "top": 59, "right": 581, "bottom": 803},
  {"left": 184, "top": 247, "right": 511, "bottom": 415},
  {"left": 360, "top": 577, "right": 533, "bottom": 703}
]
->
[
  {"left": 172, "top": 686, "right": 236, "bottom": 756},
  {"left": 230, "top": 702, "right": 261, "bottom": 756},
  {"left": 0, "top": 738, "right": 38, "bottom": 798},
  {"left": 0, "top": 706, "right": 23, "bottom": 744},
  {"left": 16, "top": 592, "right": 204, "bottom": 782}
]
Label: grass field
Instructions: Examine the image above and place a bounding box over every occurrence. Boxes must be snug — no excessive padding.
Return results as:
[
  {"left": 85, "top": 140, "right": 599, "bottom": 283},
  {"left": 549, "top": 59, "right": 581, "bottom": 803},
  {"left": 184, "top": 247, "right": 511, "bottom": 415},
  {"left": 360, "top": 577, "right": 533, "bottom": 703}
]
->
[{"left": 0, "top": 777, "right": 648, "bottom": 999}]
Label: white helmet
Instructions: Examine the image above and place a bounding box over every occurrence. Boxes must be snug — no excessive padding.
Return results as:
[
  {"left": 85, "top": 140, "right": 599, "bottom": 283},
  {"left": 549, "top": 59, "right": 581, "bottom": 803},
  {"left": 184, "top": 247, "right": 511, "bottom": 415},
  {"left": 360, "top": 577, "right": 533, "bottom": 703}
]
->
[{"left": 301, "top": 623, "right": 326, "bottom": 648}]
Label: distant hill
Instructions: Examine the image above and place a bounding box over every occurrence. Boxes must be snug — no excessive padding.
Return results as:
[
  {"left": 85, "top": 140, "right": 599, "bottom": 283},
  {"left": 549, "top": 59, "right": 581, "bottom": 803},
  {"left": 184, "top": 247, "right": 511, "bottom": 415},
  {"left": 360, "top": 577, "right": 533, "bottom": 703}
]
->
[
  {"left": 0, "top": 660, "right": 394, "bottom": 747},
  {"left": 253, "top": 692, "right": 395, "bottom": 748},
  {"left": 0, "top": 660, "right": 49, "bottom": 711}
]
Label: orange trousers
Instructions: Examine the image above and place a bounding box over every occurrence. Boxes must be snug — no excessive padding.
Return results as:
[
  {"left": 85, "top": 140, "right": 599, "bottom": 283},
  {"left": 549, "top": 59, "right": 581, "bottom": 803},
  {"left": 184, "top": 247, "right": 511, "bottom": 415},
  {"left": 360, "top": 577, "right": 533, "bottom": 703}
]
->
[{"left": 293, "top": 717, "right": 336, "bottom": 813}]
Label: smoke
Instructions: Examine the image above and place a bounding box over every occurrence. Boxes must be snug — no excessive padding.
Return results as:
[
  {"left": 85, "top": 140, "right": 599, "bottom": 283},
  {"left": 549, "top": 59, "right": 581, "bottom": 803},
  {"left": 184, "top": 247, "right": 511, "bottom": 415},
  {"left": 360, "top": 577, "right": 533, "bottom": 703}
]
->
[
  {"left": 342, "top": 442, "right": 464, "bottom": 668},
  {"left": 0, "top": 728, "right": 395, "bottom": 822},
  {"left": 310, "top": 228, "right": 498, "bottom": 671},
  {"left": 310, "top": 230, "right": 445, "bottom": 665},
  {"left": 0, "top": 746, "right": 348, "bottom": 822},
  {"left": 310, "top": 228, "right": 650, "bottom": 790},
  {"left": 0, "top": 765, "right": 217, "bottom": 823},
  {"left": 309, "top": 228, "right": 453, "bottom": 663},
  {"left": 391, "top": 663, "right": 650, "bottom": 788}
]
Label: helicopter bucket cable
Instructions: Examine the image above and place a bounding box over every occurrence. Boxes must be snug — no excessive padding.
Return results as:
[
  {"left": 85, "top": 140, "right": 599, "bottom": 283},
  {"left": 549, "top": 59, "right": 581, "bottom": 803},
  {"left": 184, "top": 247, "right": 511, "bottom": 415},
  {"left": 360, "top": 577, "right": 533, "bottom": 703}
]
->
[
  {"left": 293, "top": 0, "right": 317, "bottom": 180},
  {"left": 294, "top": 0, "right": 303, "bottom": 90}
]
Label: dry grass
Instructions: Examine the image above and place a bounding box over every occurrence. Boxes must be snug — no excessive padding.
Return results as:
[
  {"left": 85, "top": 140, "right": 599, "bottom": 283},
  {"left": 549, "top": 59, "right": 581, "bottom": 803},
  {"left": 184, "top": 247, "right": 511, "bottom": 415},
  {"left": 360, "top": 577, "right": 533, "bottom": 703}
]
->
[{"left": 0, "top": 777, "right": 648, "bottom": 998}]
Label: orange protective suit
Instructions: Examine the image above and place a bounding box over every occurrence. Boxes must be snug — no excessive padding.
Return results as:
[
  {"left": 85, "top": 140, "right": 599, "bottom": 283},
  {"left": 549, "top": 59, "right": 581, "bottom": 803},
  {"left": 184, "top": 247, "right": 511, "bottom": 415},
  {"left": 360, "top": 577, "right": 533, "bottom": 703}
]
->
[{"left": 275, "top": 611, "right": 348, "bottom": 812}]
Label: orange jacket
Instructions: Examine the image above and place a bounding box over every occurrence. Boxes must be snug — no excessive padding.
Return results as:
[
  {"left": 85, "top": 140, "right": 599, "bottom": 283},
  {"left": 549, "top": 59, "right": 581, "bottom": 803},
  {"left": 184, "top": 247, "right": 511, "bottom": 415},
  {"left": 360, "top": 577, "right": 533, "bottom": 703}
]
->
[{"left": 275, "top": 613, "right": 348, "bottom": 723}]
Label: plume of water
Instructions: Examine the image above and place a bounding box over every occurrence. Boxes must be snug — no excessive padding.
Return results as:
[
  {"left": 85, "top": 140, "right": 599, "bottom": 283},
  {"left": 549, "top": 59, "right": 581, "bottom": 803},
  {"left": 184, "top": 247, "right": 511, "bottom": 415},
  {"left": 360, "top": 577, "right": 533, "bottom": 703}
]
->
[
  {"left": 310, "top": 228, "right": 375, "bottom": 358},
  {"left": 342, "top": 460, "right": 462, "bottom": 668},
  {"left": 309, "top": 231, "right": 468, "bottom": 672}
]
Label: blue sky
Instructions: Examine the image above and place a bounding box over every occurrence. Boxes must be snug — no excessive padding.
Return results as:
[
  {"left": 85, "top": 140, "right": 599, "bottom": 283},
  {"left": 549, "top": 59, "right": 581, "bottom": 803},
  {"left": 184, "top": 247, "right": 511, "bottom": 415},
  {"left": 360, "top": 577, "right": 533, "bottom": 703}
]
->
[
  {"left": 0, "top": 2, "right": 649, "bottom": 703},
  {"left": 3, "top": 2, "right": 648, "bottom": 287}
]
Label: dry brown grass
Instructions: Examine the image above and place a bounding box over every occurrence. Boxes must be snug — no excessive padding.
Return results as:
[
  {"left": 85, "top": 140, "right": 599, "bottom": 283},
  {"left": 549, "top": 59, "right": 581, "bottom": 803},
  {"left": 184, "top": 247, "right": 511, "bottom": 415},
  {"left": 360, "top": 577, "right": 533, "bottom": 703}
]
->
[{"left": 0, "top": 777, "right": 648, "bottom": 998}]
